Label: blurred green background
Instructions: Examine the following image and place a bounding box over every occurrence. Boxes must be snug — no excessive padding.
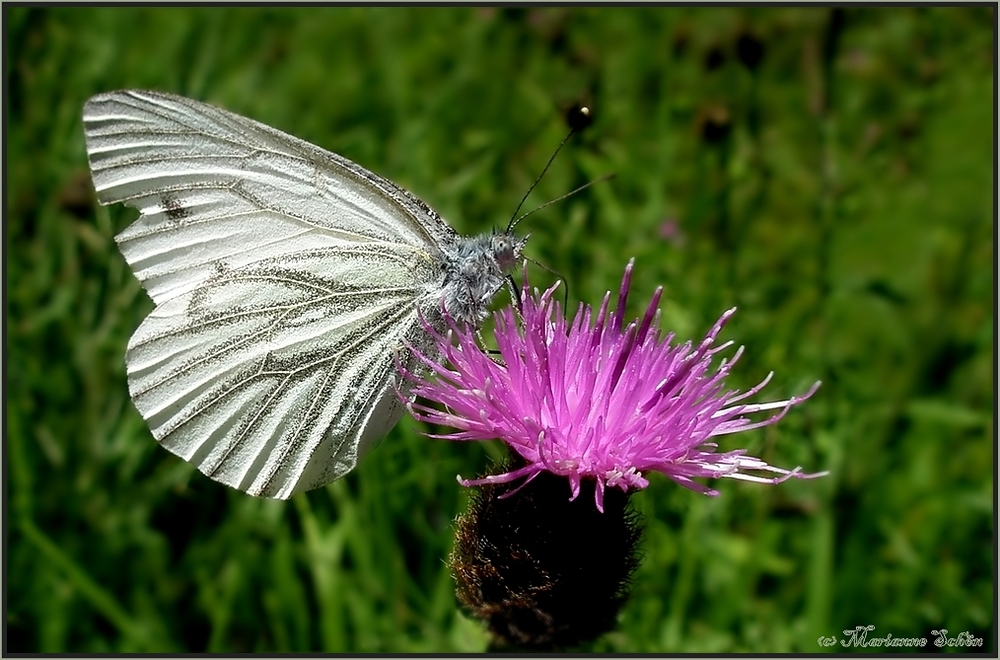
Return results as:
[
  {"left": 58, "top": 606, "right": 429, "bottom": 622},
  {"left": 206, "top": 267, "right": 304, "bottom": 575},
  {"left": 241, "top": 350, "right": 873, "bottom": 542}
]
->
[{"left": 5, "top": 6, "right": 994, "bottom": 653}]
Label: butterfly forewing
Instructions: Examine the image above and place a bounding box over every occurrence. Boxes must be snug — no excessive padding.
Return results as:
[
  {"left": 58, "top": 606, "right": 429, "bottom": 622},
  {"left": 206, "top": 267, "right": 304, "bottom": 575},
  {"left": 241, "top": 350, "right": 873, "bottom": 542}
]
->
[
  {"left": 83, "top": 90, "right": 456, "bottom": 304},
  {"left": 83, "top": 90, "right": 452, "bottom": 498}
]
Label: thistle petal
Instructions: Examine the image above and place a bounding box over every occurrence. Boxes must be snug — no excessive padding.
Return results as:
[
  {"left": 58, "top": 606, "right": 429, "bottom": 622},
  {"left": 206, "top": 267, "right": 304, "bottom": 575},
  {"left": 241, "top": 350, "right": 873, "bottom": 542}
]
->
[{"left": 403, "top": 262, "right": 825, "bottom": 508}]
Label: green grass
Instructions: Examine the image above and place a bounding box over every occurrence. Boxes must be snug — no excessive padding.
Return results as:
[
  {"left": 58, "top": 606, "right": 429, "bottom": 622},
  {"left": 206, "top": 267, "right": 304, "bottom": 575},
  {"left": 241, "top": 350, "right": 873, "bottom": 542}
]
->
[{"left": 6, "top": 6, "right": 994, "bottom": 653}]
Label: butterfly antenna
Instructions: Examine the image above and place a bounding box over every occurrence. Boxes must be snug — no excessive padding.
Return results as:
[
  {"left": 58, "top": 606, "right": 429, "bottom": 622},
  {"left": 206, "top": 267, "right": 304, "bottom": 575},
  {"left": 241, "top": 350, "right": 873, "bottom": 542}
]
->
[
  {"left": 506, "top": 105, "right": 591, "bottom": 233},
  {"left": 509, "top": 173, "right": 615, "bottom": 231}
]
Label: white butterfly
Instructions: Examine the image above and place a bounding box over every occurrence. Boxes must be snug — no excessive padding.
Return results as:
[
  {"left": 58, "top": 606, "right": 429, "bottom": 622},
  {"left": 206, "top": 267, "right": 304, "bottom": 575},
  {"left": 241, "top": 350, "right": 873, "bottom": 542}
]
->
[{"left": 83, "top": 90, "right": 526, "bottom": 499}]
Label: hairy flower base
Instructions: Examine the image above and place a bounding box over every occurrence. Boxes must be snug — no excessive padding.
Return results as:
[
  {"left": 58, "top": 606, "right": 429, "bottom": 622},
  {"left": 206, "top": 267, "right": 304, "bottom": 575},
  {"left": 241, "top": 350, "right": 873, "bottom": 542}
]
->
[
  {"left": 403, "top": 260, "right": 826, "bottom": 512},
  {"left": 451, "top": 455, "right": 642, "bottom": 651}
]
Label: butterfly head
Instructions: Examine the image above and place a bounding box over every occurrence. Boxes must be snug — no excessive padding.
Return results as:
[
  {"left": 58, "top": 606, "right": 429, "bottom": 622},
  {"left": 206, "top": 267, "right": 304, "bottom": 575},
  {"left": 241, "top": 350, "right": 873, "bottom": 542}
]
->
[{"left": 491, "top": 230, "right": 529, "bottom": 274}]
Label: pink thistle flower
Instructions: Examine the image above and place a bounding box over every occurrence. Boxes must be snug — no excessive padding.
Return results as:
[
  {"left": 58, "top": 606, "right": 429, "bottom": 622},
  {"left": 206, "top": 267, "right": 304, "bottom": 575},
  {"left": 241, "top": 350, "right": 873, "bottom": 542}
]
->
[{"left": 403, "top": 260, "right": 826, "bottom": 512}]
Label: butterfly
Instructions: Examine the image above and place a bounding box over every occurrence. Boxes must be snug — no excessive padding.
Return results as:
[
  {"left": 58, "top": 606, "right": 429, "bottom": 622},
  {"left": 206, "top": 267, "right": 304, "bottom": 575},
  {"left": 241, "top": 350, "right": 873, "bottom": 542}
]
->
[{"left": 83, "top": 90, "right": 526, "bottom": 499}]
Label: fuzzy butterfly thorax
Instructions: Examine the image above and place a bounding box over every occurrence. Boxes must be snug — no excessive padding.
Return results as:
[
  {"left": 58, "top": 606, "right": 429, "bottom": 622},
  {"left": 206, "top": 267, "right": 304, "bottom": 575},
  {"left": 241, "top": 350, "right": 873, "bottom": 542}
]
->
[{"left": 437, "top": 231, "right": 528, "bottom": 327}]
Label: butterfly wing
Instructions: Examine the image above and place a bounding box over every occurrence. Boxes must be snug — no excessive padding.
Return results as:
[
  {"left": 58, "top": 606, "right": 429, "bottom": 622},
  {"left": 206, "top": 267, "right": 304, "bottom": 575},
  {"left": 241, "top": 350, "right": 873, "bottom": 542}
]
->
[
  {"left": 83, "top": 90, "right": 451, "bottom": 498},
  {"left": 85, "top": 90, "right": 456, "bottom": 305}
]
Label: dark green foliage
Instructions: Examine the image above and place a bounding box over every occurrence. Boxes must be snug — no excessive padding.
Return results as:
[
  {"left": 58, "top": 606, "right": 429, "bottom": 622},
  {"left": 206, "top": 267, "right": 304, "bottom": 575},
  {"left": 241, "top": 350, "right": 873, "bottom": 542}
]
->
[{"left": 5, "top": 5, "right": 993, "bottom": 653}]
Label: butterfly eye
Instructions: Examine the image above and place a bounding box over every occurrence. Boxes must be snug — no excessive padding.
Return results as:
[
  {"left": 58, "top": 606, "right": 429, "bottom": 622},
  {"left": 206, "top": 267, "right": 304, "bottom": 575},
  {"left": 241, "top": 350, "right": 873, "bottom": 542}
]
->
[{"left": 491, "top": 235, "right": 511, "bottom": 262}]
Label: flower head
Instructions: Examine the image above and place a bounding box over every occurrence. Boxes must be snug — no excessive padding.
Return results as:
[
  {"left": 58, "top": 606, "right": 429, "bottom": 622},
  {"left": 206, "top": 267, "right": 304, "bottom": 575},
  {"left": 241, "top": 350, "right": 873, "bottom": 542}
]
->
[{"left": 404, "top": 260, "right": 825, "bottom": 512}]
